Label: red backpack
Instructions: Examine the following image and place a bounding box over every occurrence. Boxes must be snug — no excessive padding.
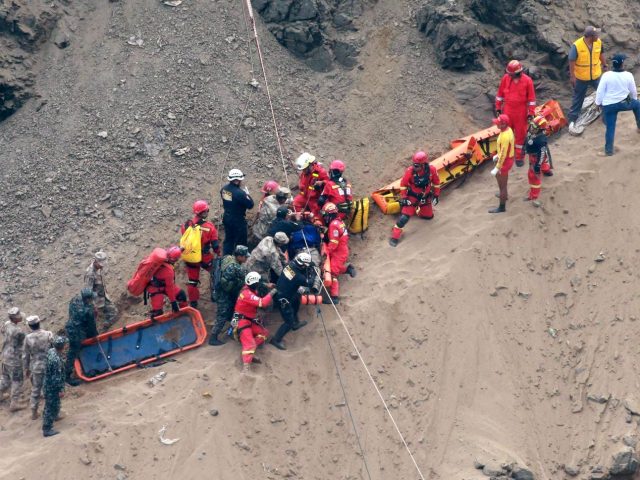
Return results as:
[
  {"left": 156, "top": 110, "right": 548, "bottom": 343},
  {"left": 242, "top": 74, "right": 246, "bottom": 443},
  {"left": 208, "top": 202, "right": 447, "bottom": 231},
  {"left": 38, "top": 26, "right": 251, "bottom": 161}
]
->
[{"left": 127, "top": 248, "right": 168, "bottom": 296}]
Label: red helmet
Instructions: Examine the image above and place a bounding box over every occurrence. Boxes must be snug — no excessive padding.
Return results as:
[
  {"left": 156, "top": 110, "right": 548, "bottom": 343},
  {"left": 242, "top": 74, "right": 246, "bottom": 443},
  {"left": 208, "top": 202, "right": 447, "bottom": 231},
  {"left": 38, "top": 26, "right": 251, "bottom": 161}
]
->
[
  {"left": 261, "top": 180, "right": 280, "bottom": 194},
  {"left": 166, "top": 246, "right": 182, "bottom": 262},
  {"left": 412, "top": 151, "right": 428, "bottom": 165},
  {"left": 192, "top": 200, "right": 209, "bottom": 215},
  {"left": 506, "top": 60, "right": 523, "bottom": 75},
  {"left": 321, "top": 202, "right": 338, "bottom": 216},
  {"left": 329, "top": 160, "right": 345, "bottom": 172},
  {"left": 492, "top": 113, "right": 511, "bottom": 126}
]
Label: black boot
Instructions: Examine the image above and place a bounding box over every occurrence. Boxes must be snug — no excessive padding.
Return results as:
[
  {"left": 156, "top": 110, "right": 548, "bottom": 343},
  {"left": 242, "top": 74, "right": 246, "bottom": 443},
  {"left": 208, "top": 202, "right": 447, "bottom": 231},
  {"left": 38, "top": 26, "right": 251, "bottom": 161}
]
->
[
  {"left": 66, "top": 377, "right": 81, "bottom": 387},
  {"left": 43, "top": 429, "right": 60, "bottom": 437},
  {"left": 189, "top": 301, "right": 198, "bottom": 309},
  {"left": 488, "top": 203, "right": 506, "bottom": 214},
  {"left": 346, "top": 264, "right": 357, "bottom": 278},
  {"left": 270, "top": 339, "right": 287, "bottom": 350},
  {"left": 389, "top": 238, "right": 398, "bottom": 247},
  {"left": 208, "top": 334, "right": 225, "bottom": 346},
  {"left": 292, "top": 320, "right": 308, "bottom": 331}
]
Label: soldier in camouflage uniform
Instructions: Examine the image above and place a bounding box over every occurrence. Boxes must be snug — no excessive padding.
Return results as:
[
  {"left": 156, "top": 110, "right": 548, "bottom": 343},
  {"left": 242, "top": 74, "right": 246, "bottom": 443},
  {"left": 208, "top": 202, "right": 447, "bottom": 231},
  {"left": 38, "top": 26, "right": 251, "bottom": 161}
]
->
[
  {"left": 1, "top": 307, "right": 27, "bottom": 411},
  {"left": 252, "top": 187, "right": 292, "bottom": 242},
  {"left": 85, "top": 250, "right": 118, "bottom": 331},
  {"left": 65, "top": 288, "right": 98, "bottom": 386},
  {"left": 23, "top": 315, "right": 54, "bottom": 419},
  {"left": 42, "top": 336, "right": 66, "bottom": 437},
  {"left": 208, "top": 245, "right": 249, "bottom": 346},
  {"left": 245, "top": 232, "right": 289, "bottom": 282}
]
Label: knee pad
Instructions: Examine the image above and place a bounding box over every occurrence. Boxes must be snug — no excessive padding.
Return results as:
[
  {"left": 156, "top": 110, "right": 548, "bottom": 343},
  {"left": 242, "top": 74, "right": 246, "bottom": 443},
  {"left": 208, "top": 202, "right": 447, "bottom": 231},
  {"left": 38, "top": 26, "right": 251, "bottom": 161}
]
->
[{"left": 396, "top": 214, "right": 410, "bottom": 228}]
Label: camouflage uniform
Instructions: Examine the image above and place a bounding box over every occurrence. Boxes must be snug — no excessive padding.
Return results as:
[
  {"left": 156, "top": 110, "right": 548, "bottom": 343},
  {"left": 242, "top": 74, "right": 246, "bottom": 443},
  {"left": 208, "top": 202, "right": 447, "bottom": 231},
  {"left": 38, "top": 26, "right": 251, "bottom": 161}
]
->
[
  {"left": 245, "top": 236, "right": 287, "bottom": 282},
  {"left": 253, "top": 195, "right": 284, "bottom": 240},
  {"left": 65, "top": 295, "right": 98, "bottom": 380},
  {"left": 23, "top": 329, "right": 54, "bottom": 411},
  {"left": 85, "top": 260, "right": 118, "bottom": 330},
  {"left": 42, "top": 347, "right": 65, "bottom": 434},
  {"left": 211, "top": 255, "right": 247, "bottom": 337},
  {"left": 0, "top": 320, "right": 26, "bottom": 407}
]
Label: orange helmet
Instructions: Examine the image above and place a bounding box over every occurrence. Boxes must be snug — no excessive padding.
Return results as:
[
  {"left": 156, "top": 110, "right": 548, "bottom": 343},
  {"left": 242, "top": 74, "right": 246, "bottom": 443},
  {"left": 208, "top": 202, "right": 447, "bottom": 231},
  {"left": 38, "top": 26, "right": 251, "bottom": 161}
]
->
[
  {"left": 506, "top": 60, "right": 523, "bottom": 75},
  {"left": 192, "top": 200, "right": 209, "bottom": 215},
  {"left": 321, "top": 202, "right": 338, "bottom": 216},
  {"left": 166, "top": 246, "right": 182, "bottom": 262}
]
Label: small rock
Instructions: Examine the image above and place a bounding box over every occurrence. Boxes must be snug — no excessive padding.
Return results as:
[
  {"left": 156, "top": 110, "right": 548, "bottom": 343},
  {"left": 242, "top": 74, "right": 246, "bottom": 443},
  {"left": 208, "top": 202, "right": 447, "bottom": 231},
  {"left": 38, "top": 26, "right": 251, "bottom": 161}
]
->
[
  {"left": 116, "top": 474, "right": 127, "bottom": 480},
  {"left": 114, "top": 464, "right": 126, "bottom": 471},
  {"left": 517, "top": 291, "right": 531, "bottom": 299},
  {"left": 564, "top": 464, "right": 580, "bottom": 476},
  {"left": 242, "top": 117, "right": 257, "bottom": 129},
  {"left": 587, "top": 393, "right": 609, "bottom": 404},
  {"left": 473, "top": 459, "right": 485, "bottom": 469},
  {"left": 97, "top": 131, "right": 108, "bottom": 138},
  {"left": 79, "top": 455, "right": 91, "bottom": 466},
  {"left": 209, "top": 409, "right": 219, "bottom": 417},
  {"left": 349, "top": 352, "right": 358, "bottom": 360},
  {"left": 112, "top": 209, "right": 124, "bottom": 219},
  {"left": 54, "top": 32, "right": 70, "bottom": 49},
  {"left": 512, "top": 466, "right": 535, "bottom": 480},
  {"left": 565, "top": 257, "right": 576, "bottom": 269},
  {"left": 595, "top": 252, "right": 606, "bottom": 262},
  {"left": 623, "top": 435, "right": 638, "bottom": 448},
  {"left": 624, "top": 397, "right": 640, "bottom": 415},
  {"left": 482, "top": 461, "right": 506, "bottom": 477},
  {"left": 588, "top": 264, "right": 596, "bottom": 274}
]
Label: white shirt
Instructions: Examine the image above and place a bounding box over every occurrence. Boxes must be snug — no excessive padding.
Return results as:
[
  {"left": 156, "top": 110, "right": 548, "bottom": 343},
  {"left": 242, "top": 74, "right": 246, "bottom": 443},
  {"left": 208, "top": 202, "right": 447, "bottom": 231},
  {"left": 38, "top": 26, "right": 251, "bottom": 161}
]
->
[{"left": 595, "top": 70, "right": 638, "bottom": 106}]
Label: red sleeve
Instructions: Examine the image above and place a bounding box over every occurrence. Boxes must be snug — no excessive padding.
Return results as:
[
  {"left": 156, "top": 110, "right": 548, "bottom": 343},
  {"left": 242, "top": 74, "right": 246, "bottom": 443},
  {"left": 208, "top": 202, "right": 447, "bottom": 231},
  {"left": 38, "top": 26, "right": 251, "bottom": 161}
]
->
[
  {"left": 317, "top": 165, "right": 330, "bottom": 182},
  {"left": 321, "top": 180, "right": 333, "bottom": 197},
  {"left": 298, "top": 173, "right": 308, "bottom": 194},
  {"left": 495, "top": 75, "right": 507, "bottom": 110},
  {"left": 206, "top": 222, "right": 218, "bottom": 241},
  {"left": 399, "top": 167, "right": 413, "bottom": 198},
  {"left": 431, "top": 166, "right": 441, "bottom": 196},
  {"left": 325, "top": 221, "right": 340, "bottom": 253},
  {"left": 526, "top": 76, "right": 536, "bottom": 116}
]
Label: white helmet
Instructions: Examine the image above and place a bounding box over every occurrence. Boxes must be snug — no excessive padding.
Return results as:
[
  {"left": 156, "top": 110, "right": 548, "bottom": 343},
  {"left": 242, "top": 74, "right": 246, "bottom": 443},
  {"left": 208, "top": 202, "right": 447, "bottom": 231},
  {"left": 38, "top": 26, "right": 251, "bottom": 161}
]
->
[
  {"left": 294, "top": 251, "right": 312, "bottom": 268},
  {"left": 295, "top": 152, "right": 316, "bottom": 171},
  {"left": 245, "top": 271, "right": 261, "bottom": 286},
  {"left": 228, "top": 168, "right": 245, "bottom": 181}
]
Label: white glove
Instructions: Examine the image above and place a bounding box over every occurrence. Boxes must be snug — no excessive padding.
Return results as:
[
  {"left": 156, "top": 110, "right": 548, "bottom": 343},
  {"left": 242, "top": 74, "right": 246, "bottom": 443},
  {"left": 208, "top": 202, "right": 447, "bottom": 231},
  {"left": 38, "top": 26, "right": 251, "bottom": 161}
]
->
[
  {"left": 490, "top": 167, "right": 499, "bottom": 176},
  {"left": 492, "top": 154, "right": 499, "bottom": 163}
]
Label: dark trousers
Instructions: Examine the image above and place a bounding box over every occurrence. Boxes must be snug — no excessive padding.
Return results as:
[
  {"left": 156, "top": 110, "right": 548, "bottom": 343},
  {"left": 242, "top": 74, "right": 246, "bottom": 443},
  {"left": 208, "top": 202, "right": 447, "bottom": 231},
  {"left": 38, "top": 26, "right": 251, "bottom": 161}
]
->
[
  {"left": 569, "top": 78, "right": 600, "bottom": 122},
  {"left": 273, "top": 296, "right": 301, "bottom": 342},
  {"left": 42, "top": 391, "right": 61, "bottom": 431},
  {"left": 602, "top": 98, "right": 640, "bottom": 154},
  {"left": 64, "top": 337, "right": 82, "bottom": 380},
  {"left": 211, "top": 295, "right": 235, "bottom": 336},
  {"left": 222, "top": 215, "right": 248, "bottom": 255}
]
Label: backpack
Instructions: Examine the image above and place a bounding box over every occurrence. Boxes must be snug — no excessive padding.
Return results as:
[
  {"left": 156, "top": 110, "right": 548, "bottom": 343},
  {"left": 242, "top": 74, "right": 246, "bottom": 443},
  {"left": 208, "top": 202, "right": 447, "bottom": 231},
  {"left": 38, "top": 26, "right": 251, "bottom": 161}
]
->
[
  {"left": 127, "top": 248, "right": 168, "bottom": 296},
  {"left": 348, "top": 198, "right": 369, "bottom": 236},
  {"left": 180, "top": 221, "right": 202, "bottom": 264}
]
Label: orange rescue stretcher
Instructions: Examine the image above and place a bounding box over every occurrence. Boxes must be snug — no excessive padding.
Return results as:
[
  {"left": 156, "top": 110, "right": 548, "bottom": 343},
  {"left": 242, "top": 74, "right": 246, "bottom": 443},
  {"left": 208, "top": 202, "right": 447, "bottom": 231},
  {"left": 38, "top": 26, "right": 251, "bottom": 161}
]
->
[{"left": 372, "top": 100, "right": 567, "bottom": 214}]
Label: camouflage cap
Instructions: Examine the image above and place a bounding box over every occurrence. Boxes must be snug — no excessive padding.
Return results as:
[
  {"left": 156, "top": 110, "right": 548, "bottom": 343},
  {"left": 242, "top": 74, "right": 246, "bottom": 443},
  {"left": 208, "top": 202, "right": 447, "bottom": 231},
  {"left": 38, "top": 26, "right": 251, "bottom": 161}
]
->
[
  {"left": 234, "top": 245, "right": 249, "bottom": 257},
  {"left": 8, "top": 307, "right": 24, "bottom": 320},
  {"left": 274, "top": 232, "right": 289, "bottom": 245},
  {"left": 276, "top": 187, "right": 291, "bottom": 197},
  {"left": 94, "top": 250, "right": 108, "bottom": 262},
  {"left": 26, "top": 315, "right": 41, "bottom": 326},
  {"left": 53, "top": 336, "right": 67, "bottom": 348}
]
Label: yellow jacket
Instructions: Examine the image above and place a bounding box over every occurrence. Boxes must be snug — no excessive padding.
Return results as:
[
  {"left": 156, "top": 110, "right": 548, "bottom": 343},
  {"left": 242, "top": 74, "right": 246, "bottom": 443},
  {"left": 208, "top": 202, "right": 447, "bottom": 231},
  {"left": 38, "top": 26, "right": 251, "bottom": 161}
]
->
[
  {"left": 496, "top": 128, "right": 514, "bottom": 169},
  {"left": 573, "top": 37, "right": 603, "bottom": 81}
]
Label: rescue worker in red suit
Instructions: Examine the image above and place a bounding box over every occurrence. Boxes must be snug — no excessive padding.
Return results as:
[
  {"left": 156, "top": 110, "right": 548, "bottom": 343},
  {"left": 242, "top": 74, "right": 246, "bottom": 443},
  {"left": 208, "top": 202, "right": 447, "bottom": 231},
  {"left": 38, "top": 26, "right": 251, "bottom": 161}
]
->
[
  {"left": 292, "top": 152, "right": 329, "bottom": 217},
  {"left": 147, "top": 247, "right": 187, "bottom": 318},
  {"left": 233, "top": 272, "right": 277, "bottom": 372},
  {"left": 524, "top": 115, "right": 553, "bottom": 203},
  {"left": 318, "top": 160, "right": 353, "bottom": 221},
  {"left": 181, "top": 200, "right": 221, "bottom": 309},
  {"left": 321, "top": 203, "right": 356, "bottom": 304},
  {"left": 389, "top": 151, "right": 441, "bottom": 247},
  {"left": 495, "top": 60, "right": 537, "bottom": 165}
]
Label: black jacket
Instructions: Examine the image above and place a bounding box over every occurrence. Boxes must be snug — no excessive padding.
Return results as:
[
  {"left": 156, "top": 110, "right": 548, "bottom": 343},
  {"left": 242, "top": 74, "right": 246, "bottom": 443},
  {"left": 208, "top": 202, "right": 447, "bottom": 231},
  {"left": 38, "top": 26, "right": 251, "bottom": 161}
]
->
[
  {"left": 221, "top": 183, "right": 254, "bottom": 218},
  {"left": 276, "top": 261, "right": 313, "bottom": 300}
]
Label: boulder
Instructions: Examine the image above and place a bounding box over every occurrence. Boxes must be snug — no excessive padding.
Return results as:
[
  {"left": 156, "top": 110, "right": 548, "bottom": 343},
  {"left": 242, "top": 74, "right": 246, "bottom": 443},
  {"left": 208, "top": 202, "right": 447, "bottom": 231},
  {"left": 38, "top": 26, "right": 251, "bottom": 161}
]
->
[
  {"left": 416, "top": 1, "right": 484, "bottom": 71},
  {"left": 511, "top": 466, "right": 535, "bottom": 480},
  {"left": 610, "top": 448, "right": 640, "bottom": 477}
]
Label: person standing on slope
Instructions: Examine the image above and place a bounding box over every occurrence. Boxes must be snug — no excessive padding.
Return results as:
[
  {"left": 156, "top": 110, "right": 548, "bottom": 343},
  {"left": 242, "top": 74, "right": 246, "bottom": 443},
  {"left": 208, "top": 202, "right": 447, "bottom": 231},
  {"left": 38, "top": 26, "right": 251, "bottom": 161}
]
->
[
  {"left": 23, "top": 315, "right": 54, "bottom": 420},
  {"left": 291, "top": 152, "right": 329, "bottom": 217},
  {"left": 221, "top": 169, "right": 254, "bottom": 255},
  {"left": 84, "top": 250, "right": 118, "bottom": 331},
  {"left": 568, "top": 26, "right": 607, "bottom": 130},
  {"left": 389, "top": 151, "right": 441, "bottom": 247},
  {"left": 0, "top": 308, "right": 26, "bottom": 412},
  {"left": 524, "top": 115, "right": 554, "bottom": 205},
  {"left": 181, "top": 200, "right": 221, "bottom": 309},
  {"left": 145, "top": 246, "right": 188, "bottom": 319},
  {"left": 595, "top": 53, "right": 640, "bottom": 156},
  {"left": 489, "top": 114, "right": 515, "bottom": 214},
  {"left": 42, "top": 336, "right": 67, "bottom": 437},
  {"left": 252, "top": 186, "right": 291, "bottom": 243},
  {"left": 495, "top": 60, "right": 536, "bottom": 165}
]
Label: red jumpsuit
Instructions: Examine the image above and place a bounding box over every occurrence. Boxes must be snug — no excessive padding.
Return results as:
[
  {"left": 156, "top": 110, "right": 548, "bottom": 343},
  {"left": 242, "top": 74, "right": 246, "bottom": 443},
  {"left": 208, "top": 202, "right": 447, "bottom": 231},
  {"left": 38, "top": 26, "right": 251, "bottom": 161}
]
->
[
  {"left": 180, "top": 217, "right": 220, "bottom": 303},
  {"left": 292, "top": 164, "right": 329, "bottom": 216},
  {"left": 391, "top": 164, "right": 441, "bottom": 242},
  {"left": 321, "top": 179, "right": 353, "bottom": 220},
  {"left": 146, "top": 263, "right": 186, "bottom": 315},
  {"left": 324, "top": 218, "right": 349, "bottom": 297},
  {"left": 495, "top": 73, "right": 536, "bottom": 162},
  {"left": 234, "top": 286, "right": 273, "bottom": 364}
]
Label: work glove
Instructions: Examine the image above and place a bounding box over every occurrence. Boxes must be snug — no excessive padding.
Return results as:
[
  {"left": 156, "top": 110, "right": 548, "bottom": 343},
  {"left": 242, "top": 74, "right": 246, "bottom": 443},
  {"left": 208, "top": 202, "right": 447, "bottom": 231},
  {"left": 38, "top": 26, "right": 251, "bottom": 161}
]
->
[
  {"left": 171, "top": 301, "right": 180, "bottom": 313},
  {"left": 432, "top": 196, "right": 439, "bottom": 206},
  {"left": 490, "top": 167, "right": 499, "bottom": 177},
  {"left": 297, "top": 286, "right": 310, "bottom": 295},
  {"left": 269, "top": 288, "right": 278, "bottom": 297},
  {"left": 399, "top": 198, "right": 411, "bottom": 207},
  {"left": 492, "top": 154, "right": 499, "bottom": 163},
  {"left": 515, "top": 159, "right": 525, "bottom": 167},
  {"left": 533, "top": 164, "right": 541, "bottom": 174}
]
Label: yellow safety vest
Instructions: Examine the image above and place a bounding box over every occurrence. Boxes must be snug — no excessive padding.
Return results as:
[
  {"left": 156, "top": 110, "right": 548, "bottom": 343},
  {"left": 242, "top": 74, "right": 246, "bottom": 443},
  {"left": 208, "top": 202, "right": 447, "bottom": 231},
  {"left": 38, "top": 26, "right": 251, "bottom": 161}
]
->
[{"left": 573, "top": 37, "right": 602, "bottom": 81}]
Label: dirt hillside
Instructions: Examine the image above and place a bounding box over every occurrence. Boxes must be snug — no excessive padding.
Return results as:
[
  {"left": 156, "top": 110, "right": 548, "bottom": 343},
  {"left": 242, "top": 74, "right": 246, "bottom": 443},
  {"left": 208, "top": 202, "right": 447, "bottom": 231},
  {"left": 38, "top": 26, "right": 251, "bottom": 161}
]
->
[{"left": 1, "top": 0, "right": 640, "bottom": 479}]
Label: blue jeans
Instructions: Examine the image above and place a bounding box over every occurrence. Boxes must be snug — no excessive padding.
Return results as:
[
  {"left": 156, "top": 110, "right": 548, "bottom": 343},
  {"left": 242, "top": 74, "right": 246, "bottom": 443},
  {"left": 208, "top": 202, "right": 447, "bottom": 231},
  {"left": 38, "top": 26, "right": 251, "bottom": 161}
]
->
[
  {"left": 569, "top": 78, "right": 600, "bottom": 122},
  {"left": 601, "top": 98, "right": 640, "bottom": 154}
]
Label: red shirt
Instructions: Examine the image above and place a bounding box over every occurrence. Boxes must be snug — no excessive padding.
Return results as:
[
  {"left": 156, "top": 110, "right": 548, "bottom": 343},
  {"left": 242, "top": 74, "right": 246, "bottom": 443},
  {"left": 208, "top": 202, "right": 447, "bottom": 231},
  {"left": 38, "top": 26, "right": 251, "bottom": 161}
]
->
[
  {"left": 321, "top": 178, "right": 353, "bottom": 206},
  {"left": 495, "top": 74, "right": 536, "bottom": 116},
  {"left": 234, "top": 286, "right": 273, "bottom": 319},
  {"left": 400, "top": 164, "right": 441, "bottom": 200},
  {"left": 298, "top": 164, "right": 329, "bottom": 199},
  {"left": 325, "top": 218, "right": 349, "bottom": 255}
]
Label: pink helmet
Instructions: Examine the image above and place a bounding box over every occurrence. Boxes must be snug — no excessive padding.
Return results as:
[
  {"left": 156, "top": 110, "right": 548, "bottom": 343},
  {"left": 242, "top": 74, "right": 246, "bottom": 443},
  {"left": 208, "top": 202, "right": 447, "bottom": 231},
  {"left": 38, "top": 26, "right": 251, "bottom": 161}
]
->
[
  {"left": 329, "top": 160, "right": 345, "bottom": 172},
  {"left": 412, "top": 151, "right": 428, "bottom": 164},
  {"left": 192, "top": 200, "right": 209, "bottom": 215},
  {"left": 166, "top": 246, "right": 182, "bottom": 262},
  {"left": 261, "top": 180, "right": 280, "bottom": 194},
  {"left": 492, "top": 113, "right": 511, "bottom": 127}
]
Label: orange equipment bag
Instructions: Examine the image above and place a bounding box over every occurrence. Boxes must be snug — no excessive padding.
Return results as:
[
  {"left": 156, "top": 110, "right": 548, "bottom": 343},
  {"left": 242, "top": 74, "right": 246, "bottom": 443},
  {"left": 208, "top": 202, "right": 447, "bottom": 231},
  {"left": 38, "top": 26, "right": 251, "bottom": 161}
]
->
[{"left": 127, "top": 248, "right": 168, "bottom": 296}]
